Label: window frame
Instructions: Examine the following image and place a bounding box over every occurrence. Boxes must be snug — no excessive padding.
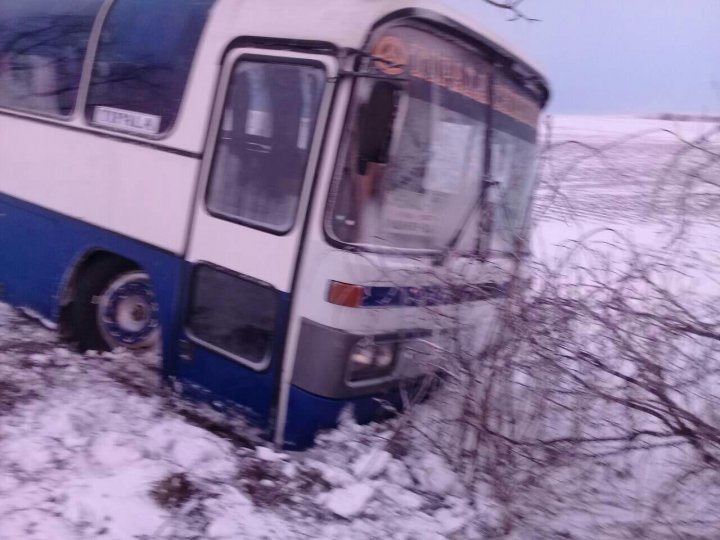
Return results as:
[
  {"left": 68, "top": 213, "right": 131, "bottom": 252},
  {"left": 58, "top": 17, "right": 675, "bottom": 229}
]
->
[
  {"left": 184, "top": 262, "right": 279, "bottom": 372},
  {"left": 202, "top": 54, "right": 329, "bottom": 237}
]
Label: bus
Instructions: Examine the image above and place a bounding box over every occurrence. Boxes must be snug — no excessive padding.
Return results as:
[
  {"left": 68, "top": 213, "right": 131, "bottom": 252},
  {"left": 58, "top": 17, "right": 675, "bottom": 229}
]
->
[{"left": 0, "top": 0, "right": 549, "bottom": 448}]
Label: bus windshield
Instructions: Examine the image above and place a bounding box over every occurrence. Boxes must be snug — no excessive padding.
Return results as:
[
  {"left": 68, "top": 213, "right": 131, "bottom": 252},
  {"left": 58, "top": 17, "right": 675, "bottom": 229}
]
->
[{"left": 326, "top": 25, "right": 542, "bottom": 252}]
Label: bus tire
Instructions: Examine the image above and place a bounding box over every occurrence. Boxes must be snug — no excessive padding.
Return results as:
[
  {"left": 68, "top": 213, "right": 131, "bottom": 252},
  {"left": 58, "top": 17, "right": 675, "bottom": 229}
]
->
[{"left": 71, "top": 259, "right": 161, "bottom": 352}]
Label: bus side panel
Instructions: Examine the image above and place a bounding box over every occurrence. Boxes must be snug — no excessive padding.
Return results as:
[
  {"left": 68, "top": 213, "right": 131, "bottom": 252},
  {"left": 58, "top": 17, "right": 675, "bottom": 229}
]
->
[
  {"left": 0, "top": 192, "right": 185, "bottom": 366},
  {"left": 0, "top": 115, "right": 198, "bottom": 256},
  {"left": 0, "top": 194, "right": 62, "bottom": 318}
]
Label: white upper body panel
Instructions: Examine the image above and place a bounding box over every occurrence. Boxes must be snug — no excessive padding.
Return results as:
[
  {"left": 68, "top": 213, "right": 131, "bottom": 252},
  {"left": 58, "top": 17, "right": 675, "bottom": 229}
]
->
[
  {"left": 171, "top": 0, "right": 548, "bottom": 153},
  {"left": 0, "top": 115, "right": 200, "bottom": 254}
]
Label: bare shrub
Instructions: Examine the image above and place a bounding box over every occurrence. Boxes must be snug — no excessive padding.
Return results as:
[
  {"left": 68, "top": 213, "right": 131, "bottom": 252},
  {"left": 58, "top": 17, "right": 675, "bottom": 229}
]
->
[{"left": 395, "top": 116, "right": 720, "bottom": 537}]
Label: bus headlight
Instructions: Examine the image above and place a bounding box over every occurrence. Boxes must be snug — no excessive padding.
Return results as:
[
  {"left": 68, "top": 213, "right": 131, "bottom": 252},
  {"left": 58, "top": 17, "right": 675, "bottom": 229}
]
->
[{"left": 347, "top": 338, "right": 397, "bottom": 383}]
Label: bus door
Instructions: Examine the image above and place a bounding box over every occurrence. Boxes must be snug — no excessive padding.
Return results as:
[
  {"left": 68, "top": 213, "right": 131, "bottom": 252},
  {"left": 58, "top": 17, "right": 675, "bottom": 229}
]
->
[{"left": 179, "top": 49, "right": 337, "bottom": 426}]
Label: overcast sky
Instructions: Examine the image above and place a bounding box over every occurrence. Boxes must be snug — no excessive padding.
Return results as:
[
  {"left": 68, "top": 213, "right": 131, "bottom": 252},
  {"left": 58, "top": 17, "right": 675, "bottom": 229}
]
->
[{"left": 450, "top": 0, "right": 720, "bottom": 115}]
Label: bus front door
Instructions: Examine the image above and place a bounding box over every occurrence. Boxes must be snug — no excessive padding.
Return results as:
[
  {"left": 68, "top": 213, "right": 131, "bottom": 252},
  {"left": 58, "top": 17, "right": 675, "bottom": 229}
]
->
[{"left": 179, "top": 49, "right": 336, "bottom": 428}]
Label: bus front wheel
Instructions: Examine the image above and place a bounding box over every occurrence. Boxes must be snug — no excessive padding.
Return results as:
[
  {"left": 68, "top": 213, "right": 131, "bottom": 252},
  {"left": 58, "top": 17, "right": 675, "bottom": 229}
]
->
[{"left": 72, "top": 259, "right": 161, "bottom": 352}]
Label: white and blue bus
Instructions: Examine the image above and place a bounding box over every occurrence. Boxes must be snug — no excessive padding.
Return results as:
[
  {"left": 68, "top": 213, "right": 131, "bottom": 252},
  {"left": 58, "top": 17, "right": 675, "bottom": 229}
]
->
[{"left": 0, "top": 0, "right": 548, "bottom": 447}]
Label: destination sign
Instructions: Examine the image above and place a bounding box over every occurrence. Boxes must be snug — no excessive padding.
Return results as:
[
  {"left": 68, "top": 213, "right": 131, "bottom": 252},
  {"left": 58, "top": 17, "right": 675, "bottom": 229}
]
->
[{"left": 371, "top": 26, "right": 540, "bottom": 128}]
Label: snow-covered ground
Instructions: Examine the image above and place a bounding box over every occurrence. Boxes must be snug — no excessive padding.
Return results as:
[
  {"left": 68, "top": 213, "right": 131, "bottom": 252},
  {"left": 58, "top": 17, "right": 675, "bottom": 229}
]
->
[
  {"left": 0, "top": 306, "right": 479, "bottom": 540},
  {"left": 525, "top": 114, "right": 720, "bottom": 539},
  {"left": 0, "top": 114, "right": 718, "bottom": 539}
]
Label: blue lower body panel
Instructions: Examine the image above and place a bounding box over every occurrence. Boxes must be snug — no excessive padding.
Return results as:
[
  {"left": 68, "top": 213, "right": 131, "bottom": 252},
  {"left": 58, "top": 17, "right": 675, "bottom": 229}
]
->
[
  {"left": 283, "top": 385, "right": 404, "bottom": 449},
  {"left": 176, "top": 346, "right": 279, "bottom": 428},
  {"left": 174, "top": 292, "right": 290, "bottom": 432},
  {"left": 0, "top": 193, "right": 185, "bottom": 369},
  {"left": 0, "top": 193, "right": 406, "bottom": 447}
]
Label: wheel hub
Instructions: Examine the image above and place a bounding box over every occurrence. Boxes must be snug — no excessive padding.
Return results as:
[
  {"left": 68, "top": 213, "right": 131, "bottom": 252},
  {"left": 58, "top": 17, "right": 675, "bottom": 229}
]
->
[
  {"left": 115, "top": 294, "right": 152, "bottom": 333},
  {"left": 97, "top": 271, "right": 160, "bottom": 349}
]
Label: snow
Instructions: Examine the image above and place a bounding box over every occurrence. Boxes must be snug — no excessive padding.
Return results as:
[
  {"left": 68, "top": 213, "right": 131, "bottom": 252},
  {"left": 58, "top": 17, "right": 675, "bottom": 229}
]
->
[
  {"left": 547, "top": 114, "right": 717, "bottom": 143},
  {"left": 308, "top": 459, "right": 355, "bottom": 486},
  {"left": 0, "top": 304, "right": 487, "bottom": 539},
  {"left": 255, "top": 446, "right": 289, "bottom": 462},
  {"left": 351, "top": 449, "right": 392, "bottom": 479},
  {"left": 415, "top": 453, "right": 458, "bottom": 495},
  {"left": 520, "top": 114, "right": 720, "bottom": 538},
  {"left": 323, "top": 483, "right": 376, "bottom": 518},
  {"left": 380, "top": 484, "right": 424, "bottom": 510}
]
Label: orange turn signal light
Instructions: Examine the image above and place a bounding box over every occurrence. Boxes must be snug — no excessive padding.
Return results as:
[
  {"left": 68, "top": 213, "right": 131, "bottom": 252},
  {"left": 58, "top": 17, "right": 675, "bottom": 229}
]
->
[{"left": 327, "top": 281, "right": 364, "bottom": 308}]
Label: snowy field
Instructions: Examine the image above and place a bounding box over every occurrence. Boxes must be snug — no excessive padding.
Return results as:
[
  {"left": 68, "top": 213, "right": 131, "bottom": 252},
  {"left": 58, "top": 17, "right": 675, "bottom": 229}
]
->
[
  {"left": 0, "top": 114, "right": 718, "bottom": 539},
  {"left": 526, "top": 114, "right": 720, "bottom": 538},
  {"left": 535, "top": 114, "right": 720, "bottom": 296}
]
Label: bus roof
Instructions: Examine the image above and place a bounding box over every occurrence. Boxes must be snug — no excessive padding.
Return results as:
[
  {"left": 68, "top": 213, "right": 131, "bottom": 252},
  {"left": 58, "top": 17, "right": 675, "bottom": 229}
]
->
[{"left": 209, "top": 0, "right": 549, "bottom": 101}]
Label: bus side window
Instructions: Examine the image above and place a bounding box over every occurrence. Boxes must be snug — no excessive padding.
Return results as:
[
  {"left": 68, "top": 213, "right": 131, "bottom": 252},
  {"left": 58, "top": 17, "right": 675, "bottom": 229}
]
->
[
  {"left": 206, "top": 60, "right": 325, "bottom": 234},
  {"left": 85, "top": 0, "right": 215, "bottom": 136},
  {"left": 0, "top": 1, "right": 104, "bottom": 117}
]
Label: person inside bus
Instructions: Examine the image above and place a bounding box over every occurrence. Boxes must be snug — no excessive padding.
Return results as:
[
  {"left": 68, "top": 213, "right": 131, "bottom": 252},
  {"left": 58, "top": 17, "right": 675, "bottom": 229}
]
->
[{"left": 347, "top": 80, "right": 399, "bottom": 243}]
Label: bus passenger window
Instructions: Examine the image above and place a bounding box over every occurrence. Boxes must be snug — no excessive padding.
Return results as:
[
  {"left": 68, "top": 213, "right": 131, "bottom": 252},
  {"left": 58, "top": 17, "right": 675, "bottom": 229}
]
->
[
  {"left": 86, "top": 0, "right": 215, "bottom": 135},
  {"left": 0, "top": 0, "right": 104, "bottom": 116},
  {"left": 206, "top": 61, "right": 325, "bottom": 233}
]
